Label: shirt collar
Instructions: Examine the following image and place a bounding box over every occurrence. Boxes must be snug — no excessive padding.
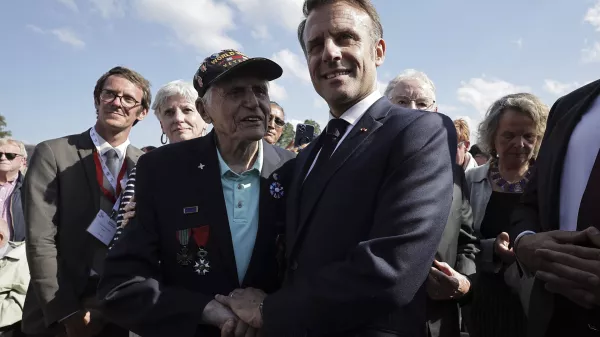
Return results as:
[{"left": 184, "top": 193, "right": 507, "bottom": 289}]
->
[
  {"left": 2, "top": 241, "right": 25, "bottom": 260},
  {"left": 92, "top": 126, "right": 130, "bottom": 160},
  {"left": 329, "top": 90, "right": 383, "bottom": 126},
  {"left": 216, "top": 141, "right": 263, "bottom": 177}
]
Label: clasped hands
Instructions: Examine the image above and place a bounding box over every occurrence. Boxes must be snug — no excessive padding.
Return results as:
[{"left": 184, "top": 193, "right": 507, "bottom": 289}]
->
[
  {"left": 514, "top": 226, "right": 600, "bottom": 309},
  {"left": 426, "top": 260, "right": 471, "bottom": 300},
  {"left": 203, "top": 288, "right": 266, "bottom": 337}
]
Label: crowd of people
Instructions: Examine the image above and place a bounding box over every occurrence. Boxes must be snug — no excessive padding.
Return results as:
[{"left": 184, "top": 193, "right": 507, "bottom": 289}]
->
[{"left": 1, "top": 0, "right": 599, "bottom": 337}]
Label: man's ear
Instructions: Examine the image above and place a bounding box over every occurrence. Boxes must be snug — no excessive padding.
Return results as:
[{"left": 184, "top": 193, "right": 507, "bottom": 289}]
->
[{"left": 196, "top": 98, "right": 212, "bottom": 124}]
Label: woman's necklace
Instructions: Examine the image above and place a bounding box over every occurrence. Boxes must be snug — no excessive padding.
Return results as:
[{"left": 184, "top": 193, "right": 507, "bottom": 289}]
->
[{"left": 489, "top": 161, "right": 532, "bottom": 193}]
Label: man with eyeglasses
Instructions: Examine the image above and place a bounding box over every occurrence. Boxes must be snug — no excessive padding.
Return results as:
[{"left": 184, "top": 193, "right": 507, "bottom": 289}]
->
[
  {"left": 385, "top": 70, "right": 478, "bottom": 337},
  {"left": 264, "top": 101, "right": 286, "bottom": 145},
  {"left": 0, "top": 138, "right": 27, "bottom": 243},
  {"left": 22, "top": 66, "right": 149, "bottom": 337}
]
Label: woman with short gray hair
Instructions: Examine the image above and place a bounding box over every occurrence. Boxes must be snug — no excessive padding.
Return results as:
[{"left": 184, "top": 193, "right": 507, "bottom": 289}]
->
[
  {"left": 153, "top": 80, "right": 208, "bottom": 144},
  {"left": 110, "top": 80, "right": 208, "bottom": 249},
  {"left": 465, "top": 93, "right": 548, "bottom": 337}
]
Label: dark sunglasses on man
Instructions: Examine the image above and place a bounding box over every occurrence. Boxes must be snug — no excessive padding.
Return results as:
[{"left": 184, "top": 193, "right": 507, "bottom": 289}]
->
[
  {"left": 269, "top": 115, "right": 285, "bottom": 127},
  {"left": 0, "top": 152, "right": 21, "bottom": 160}
]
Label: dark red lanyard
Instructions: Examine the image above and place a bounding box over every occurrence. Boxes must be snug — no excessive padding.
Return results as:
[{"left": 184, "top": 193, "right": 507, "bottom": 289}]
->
[{"left": 93, "top": 151, "right": 127, "bottom": 203}]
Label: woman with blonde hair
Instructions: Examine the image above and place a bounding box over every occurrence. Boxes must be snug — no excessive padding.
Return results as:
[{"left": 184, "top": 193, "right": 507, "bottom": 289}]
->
[{"left": 465, "top": 93, "right": 548, "bottom": 337}]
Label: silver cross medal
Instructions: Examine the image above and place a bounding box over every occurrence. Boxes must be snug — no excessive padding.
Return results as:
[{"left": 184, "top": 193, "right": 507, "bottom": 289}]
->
[{"left": 198, "top": 163, "right": 205, "bottom": 170}]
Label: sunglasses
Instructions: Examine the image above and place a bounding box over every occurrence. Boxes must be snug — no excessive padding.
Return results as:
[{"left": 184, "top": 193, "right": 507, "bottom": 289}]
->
[
  {"left": 269, "top": 115, "right": 285, "bottom": 127},
  {"left": 0, "top": 152, "right": 20, "bottom": 160}
]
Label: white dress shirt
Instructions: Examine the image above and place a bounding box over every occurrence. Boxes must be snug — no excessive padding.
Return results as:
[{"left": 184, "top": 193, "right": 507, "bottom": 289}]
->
[
  {"left": 91, "top": 127, "right": 130, "bottom": 185},
  {"left": 306, "top": 90, "right": 382, "bottom": 177},
  {"left": 559, "top": 95, "right": 600, "bottom": 231}
]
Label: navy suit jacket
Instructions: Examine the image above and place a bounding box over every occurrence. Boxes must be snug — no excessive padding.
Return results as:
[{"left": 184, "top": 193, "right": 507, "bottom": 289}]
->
[
  {"left": 97, "top": 132, "right": 295, "bottom": 337},
  {"left": 262, "top": 97, "right": 457, "bottom": 337}
]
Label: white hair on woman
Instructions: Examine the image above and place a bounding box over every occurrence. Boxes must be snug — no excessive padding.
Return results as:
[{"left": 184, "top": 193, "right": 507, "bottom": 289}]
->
[
  {"left": 384, "top": 69, "right": 436, "bottom": 99},
  {"left": 151, "top": 80, "right": 198, "bottom": 118}
]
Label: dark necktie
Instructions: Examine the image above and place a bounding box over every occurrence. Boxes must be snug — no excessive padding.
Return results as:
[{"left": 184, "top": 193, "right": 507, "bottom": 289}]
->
[
  {"left": 577, "top": 148, "right": 600, "bottom": 231},
  {"left": 307, "top": 118, "right": 350, "bottom": 179}
]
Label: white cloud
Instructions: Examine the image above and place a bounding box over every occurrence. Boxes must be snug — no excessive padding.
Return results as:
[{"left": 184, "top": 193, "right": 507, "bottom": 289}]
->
[
  {"left": 582, "top": 41, "right": 600, "bottom": 63},
  {"left": 50, "top": 28, "right": 86, "bottom": 49},
  {"left": 26, "top": 24, "right": 45, "bottom": 34},
  {"left": 251, "top": 25, "right": 271, "bottom": 41},
  {"left": 90, "top": 0, "right": 125, "bottom": 18},
  {"left": 512, "top": 38, "right": 523, "bottom": 48},
  {"left": 377, "top": 80, "right": 388, "bottom": 96},
  {"left": 26, "top": 25, "right": 85, "bottom": 49},
  {"left": 57, "top": 0, "right": 78, "bottom": 12},
  {"left": 132, "top": 0, "right": 241, "bottom": 53},
  {"left": 313, "top": 97, "right": 326, "bottom": 108},
  {"left": 227, "top": 0, "right": 303, "bottom": 36},
  {"left": 269, "top": 81, "right": 288, "bottom": 101},
  {"left": 437, "top": 104, "right": 459, "bottom": 113},
  {"left": 457, "top": 77, "right": 531, "bottom": 115},
  {"left": 272, "top": 49, "right": 311, "bottom": 83},
  {"left": 584, "top": 0, "right": 600, "bottom": 31},
  {"left": 543, "top": 79, "right": 581, "bottom": 96}
]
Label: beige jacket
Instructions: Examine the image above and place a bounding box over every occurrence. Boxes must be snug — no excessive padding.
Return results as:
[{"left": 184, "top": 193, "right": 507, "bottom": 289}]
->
[{"left": 0, "top": 241, "right": 30, "bottom": 328}]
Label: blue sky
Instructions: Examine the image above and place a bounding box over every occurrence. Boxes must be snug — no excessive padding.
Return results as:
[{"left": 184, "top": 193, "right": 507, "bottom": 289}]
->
[{"left": 1, "top": 0, "right": 599, "bottom": 147}]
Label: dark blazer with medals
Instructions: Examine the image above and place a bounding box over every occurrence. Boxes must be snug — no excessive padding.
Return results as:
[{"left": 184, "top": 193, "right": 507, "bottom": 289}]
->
[
  {"left": 261, "top": 97, "right": 457, "bottom": 337},
  {"left": 510, "top": 79, "right": 600, "bottom": 337},
  {"left": 97, "top": 132, "right": 295, "bottom": 337},
  {"left": 21, "top": 129, "right": 141, "bottom": 334}
]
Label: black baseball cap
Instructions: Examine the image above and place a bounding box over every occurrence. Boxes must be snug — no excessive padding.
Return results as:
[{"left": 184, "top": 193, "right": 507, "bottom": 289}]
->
[{"left": 193, "top": 49, "right": 283, "bottom": 97}]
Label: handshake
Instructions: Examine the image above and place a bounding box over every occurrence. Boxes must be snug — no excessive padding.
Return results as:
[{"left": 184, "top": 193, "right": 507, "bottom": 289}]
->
[{"left": 204, "top": 288, "right": 267, "bottom": 337}]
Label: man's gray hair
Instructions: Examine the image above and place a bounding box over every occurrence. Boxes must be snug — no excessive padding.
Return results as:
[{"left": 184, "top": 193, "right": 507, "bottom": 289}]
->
[
  {"left": 384, "top": 69, "right": 436, "bottom": 100},
  {"left": 151, "top": 80, "right": 198, "bottom": 118},
  {"left": 0, "top": 138, "right": 27, "bottom": 159},
  {"left": 478, "top": 93, "right": 549, "bottom": 158}
]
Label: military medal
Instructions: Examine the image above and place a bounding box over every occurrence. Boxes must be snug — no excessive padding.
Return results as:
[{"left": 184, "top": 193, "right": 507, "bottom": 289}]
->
[
  {"left": 192, "top": 226, "right": 211, "bottom": 275},
  {"left": 270, "top": 181, "right": 284, "bottom": 199},
  {"left": 176, "top": 229, "right": 193, "bottom": 266}
]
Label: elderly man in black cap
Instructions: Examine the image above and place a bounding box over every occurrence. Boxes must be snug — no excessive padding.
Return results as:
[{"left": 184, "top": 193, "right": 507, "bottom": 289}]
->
[{"left": 97, "top": 49, "right": 295, "bottom": 337}]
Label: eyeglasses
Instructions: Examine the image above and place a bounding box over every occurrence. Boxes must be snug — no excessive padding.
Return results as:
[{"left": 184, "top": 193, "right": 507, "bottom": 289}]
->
[
  {"left": 269, "top": 115, "right": 285, "bottom": 127},
  {"left": 99, "top": 90, "right": 140, "bottom": 109},
  {"left": 393, "top": 96, "right": 436, "bottom": 111},
  {"left": 0, "top": 152, "right": 21, "bottom": 160}
]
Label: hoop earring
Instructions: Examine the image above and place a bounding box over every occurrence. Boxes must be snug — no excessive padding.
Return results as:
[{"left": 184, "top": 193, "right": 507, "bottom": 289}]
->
[{"left": 160, "top": 132, "right": 168, "bottom": 145}]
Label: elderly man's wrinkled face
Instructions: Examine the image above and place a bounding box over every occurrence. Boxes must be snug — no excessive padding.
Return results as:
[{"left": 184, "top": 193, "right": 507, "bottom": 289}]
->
[
  {"left": 95, "top": 75, "right": 148, "bottom": 131},
  {"left": 304, "top": 2, "right": 384, "bottom": 114},
  {"left": 201, "top": 76, "right": 270, "bottom": 144},
  {"left": 0, "top": 143, "right": 25, "bottom": 174},
  {"left": 494, "top": 109, "right": 537, "bottom": 169},
  {"left": 264, "top": 104, "right": 285, "bottom": 145},
  {"left": 159, "top": 94, "right": 207, "bottom": 143},
  {"left": 389, "top": 79, "right": 436, "bottom": 111}
]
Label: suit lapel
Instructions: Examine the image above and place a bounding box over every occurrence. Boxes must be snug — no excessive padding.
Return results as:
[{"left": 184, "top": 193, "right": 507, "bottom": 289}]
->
[
  {"left": 186, "top": 132, "right": 239, "bottom": 286},
  {"left": 543, "top": 81, "right": 600, "bottom": 230},
  {"left": 124, "top": 145, "right": 141, "bottom": 176},
  {"left": 76, "top": 129, "right": 101, "bottom": 211},
  {"left": 243, "top": 141, "right": 281, "bottom": 285},
  {"left": 291, "top": 98, "right": 390, "bottom": 254}
]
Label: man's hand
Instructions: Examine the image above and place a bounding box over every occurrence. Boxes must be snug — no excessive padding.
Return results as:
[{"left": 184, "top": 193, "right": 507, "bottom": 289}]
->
[
  {"left": 63, "top": 311, "right": 92, "bottom": 337},
  {"left": 494, "top": 232, "right": 515, "bottom": 264},
  {"left": 215, "top": 288, "right": 266, "bottom": 329},
  {"left": 426, "top": 260, "right": 471, "bottom": 300},
  {"left": 120, "top": 196, "right": 136, "bottom": 227},
  {"left": 516, "top": 227, "right": 600, "bottom": 308}
]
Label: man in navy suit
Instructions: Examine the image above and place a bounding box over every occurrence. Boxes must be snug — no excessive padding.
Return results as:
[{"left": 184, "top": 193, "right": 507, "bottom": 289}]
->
[
  {"left": 217, "top": 1, "right": 457, "bottom": 336},
  {"left": 97, "top": 50, "right": 295, "bottom": 337}
]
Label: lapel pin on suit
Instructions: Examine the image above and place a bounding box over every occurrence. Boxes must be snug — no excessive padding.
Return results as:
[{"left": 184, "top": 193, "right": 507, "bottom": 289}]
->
[
  {"left": 198, "top": 163, "right": 205, "bottom": 170},
  {"left": 360, "top": 128, "right": 368, "bottom": 132},
  {"left": 270, "top": 175, "right": 284, "bottom": 199}
]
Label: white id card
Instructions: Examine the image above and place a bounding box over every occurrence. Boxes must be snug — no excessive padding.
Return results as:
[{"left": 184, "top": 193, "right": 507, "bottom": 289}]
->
[{"left": 86, "top": 210, "right": 118, "bottom": 246}]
